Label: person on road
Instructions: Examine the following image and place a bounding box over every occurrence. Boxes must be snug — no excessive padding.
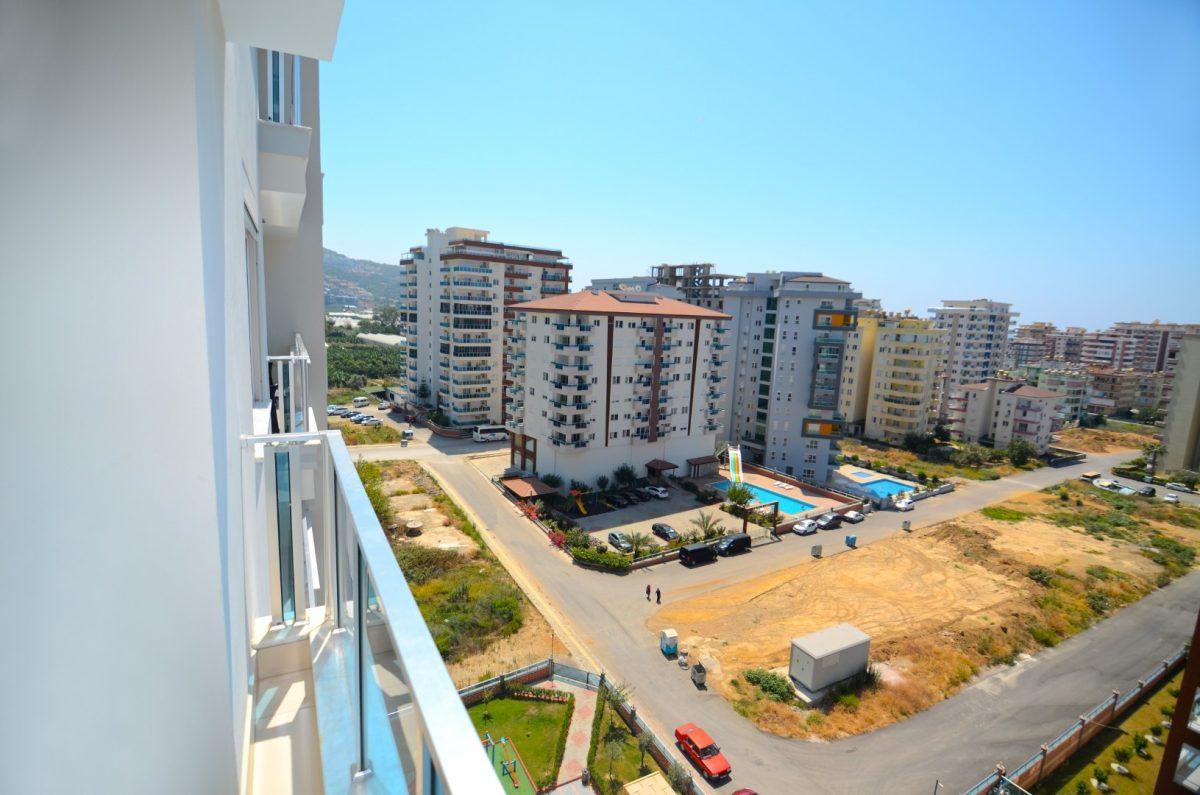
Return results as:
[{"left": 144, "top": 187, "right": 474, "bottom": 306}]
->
[
  {"left": 645, "top": 584, "right": 651, "bottom": 601},
  {"left": 655, "top": 587, "right": 661, "bottom": 604}
]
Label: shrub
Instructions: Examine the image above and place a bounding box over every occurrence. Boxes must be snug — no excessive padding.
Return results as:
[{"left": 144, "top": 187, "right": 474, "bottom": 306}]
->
[
  {"left": 1087, "top": 592, "right": 1111, "bottom": 614},
  {"left": 724, "top": 483, "right": 754, "bottom": 507},
  {"left": 1026, "top": 566, "right": 1052, "bottom": 586},
  {"left": 1133, "top": 734, "right": 1149, "bottom": 753},
  {"left": 393, "top": 545, "right": 462, "bottom": 585},
  {"left": 1151, "top": 724, "right": 1163, "bottom": 736},
  {"left": 356, "top": 460, "right": 395, "bottom": 527},
  {"left": 1006, "top": 438, "right": 1037, "bottom": 467},
  {"left": 667, "top": 762, "right": 690, "bottom": 794},
  {"left": 541, "top": 473, "right": 563, "bottom": 489},
  {"left": 570, "top": 546, "right": 632, "bottom": 572},
  {"left": 1074, "top": 781, "right": 1088, "bottom": 795},
  {"left": 1113, "top": 746, "right": 1132, "bottom": 764},
  {"left": 1161, "top": 705, "right": 1175, "bottom": 717},
  {"left": 1093, "top": 767, "right": 1108, "bottom": 784},
  {"left": 982, "top": 506, "right": 1027, "bottom": 522},
  {"left": 613, "top": 464, "right": 637, "bottom": 486},
  {"left": 743, "top": 668, "right": 794, "bottom": 702},
  {"left": 836, "top": 693, "right": 860, "bottom": 710},
  {"left": 1029, "top": 625, "right": 1059, "bottom": 647}
]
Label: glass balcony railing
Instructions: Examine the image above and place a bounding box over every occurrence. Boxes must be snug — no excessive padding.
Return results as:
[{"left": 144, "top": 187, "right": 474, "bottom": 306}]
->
[
  {"left": 267, "top": 333, "right": 310, "bottom": 434},
  {"left": 241, "top": 426, "right": 500, "bottom": 794}
]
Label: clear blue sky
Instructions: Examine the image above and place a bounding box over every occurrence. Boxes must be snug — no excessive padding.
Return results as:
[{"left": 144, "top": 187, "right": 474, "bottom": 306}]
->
[{"left": 321, "top": 1, "right": 1199, "bottom": 329}]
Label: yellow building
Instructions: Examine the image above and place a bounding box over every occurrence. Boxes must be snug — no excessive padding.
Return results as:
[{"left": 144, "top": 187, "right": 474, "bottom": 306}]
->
[
  {"left": 861, "top": 316, "right": 945, "bottom": 444},
  {"left": 838, "top": 313, "right": 882, "bottom": 435}
]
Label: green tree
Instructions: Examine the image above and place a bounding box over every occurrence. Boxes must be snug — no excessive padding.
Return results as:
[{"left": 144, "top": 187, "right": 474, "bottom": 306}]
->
[
  {"left": 724, "top": 483, "right": 754, "bottom": 507},
  {"left": 541, "top": 473, "right": 563, "bottom": 489},
  {"left": 636, "top": 732, "right": 654, "bottom": 774},
  {"left": 375, "top": 304, "right": 401, "bottom": 330},
  {"left": 627, "top": 532, "right": 653, "bottom": 557},
  {"left": 1143, "top": 441, "right": 1163, "bottom": 472},
  {"left": 1006, "top": 438, "right": 1037, "bottom": 467},
  {"left": 667, "top": 762, "right": 691, "bottom": 793},
  {"left": 933, "top": 423, "right": 950, "bottom": 442},
  {"left": 690, "top": 510, "right": 727, "bottom": 539},
  {"left": 415, "top": 381, "right": 431, "bottom": 402},
  {"left": 951, "top": 443, "right": 989, "bottom": 468},
  {"left": 596, "top": 474, "right": 610, "bottom": 492},
  {"left": 613, "top": 464, "right": 637, "bottom": 486}
]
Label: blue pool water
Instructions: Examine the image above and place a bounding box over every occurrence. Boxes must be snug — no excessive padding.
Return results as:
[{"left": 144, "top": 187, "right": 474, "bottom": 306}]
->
[
  {"left": 852, "top": 470, "right": 875, "bottom": 478},
  {"left": 860, "top": 478, "right": 914, "bottom": 499},
  {"left": 712, "top": 479, "right": 815, "bottom": 515}
]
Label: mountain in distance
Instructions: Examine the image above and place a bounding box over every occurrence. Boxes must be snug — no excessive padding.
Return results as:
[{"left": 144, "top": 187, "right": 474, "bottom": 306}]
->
[{"left": 323, "top": 247, "right": 404, "bottom": 309}]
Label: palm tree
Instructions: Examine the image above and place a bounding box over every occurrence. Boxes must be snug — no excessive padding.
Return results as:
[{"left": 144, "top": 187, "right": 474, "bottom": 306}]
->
[
  {"left": 1142, "top": 441, "right": 1163, "bottom": 473},
  {"left": 596, "top": 474, "right": 610, "bottom": 492},
  {"left": 614, "top": 463, "right": 637, "bottom": 486},
  {"left": 627, "top": 532, "right": 652, "bottom": 557},
  {"left": 690, "top": 510, "right": 726, "bottom": 539},
  {"left": 724, "top": 484, "right": 754, "bottom": 507}
]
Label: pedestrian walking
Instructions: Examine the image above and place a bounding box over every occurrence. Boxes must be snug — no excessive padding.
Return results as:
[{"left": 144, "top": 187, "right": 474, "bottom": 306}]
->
[
  {"left": 655, "top": 587, "right": 661, "bottom": 604},
  {"left": 646, "top": 584, "right": 651, "bottom": 601}
]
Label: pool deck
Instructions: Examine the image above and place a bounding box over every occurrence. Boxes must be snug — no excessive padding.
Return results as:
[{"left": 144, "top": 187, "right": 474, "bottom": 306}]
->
[
  {"left": 694, "top": 468, "right": 847, "bottom": 516},
  {"left": 834, "top": 464, "right": 918, "bottom": 491}
]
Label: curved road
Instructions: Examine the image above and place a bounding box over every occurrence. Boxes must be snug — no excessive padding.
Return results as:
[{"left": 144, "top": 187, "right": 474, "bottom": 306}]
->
[{"left": 417, "top": 450, "right": 1196, "bottom": 794}]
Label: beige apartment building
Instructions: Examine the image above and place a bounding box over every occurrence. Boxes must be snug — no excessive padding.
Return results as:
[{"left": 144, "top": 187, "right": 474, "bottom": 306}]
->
[
  {"left": 931, "top": 299, "right": 1016, "bottom": 418},
  {"left": 398, "top": 228, "right": 571, "bottom": 426},
  {"left": 946, "top": 378, "right": 1065, "bottom": 453},
  {"left": 1036, "top": 366, "right": 1090, "bottom": 425},
  {"left": 1162, "top": 336, "right": 1200, "bottom": 474},
  {"left": 505, "top": 290, "right": 729, "bottom": 484},
  {"left": 1085, "top": 367, "right": 1139, "bottom": 416},
  {"left": 840, "top": 314, "right": 944, "bottom": 444}
]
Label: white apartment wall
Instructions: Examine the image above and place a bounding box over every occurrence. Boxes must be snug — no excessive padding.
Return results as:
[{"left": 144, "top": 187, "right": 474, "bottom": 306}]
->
[{"left": 2, "top": 3, "right": 276, "bottom": 792}]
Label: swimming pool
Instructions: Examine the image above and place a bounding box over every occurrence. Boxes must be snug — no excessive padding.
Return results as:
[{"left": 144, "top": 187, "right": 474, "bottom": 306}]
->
[
  {"left": 712, "top": 479, "right": 815, "bottom": 515},
  {"left": 859, "top": 478, "right": 914, "bottom": 499}
]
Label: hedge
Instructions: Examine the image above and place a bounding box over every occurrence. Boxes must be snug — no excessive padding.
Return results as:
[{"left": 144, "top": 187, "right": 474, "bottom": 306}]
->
[
  {"left": 542, "top": 691, "right": 575, "bottom": 790},
  {"left": 570, "top": 546, "right": 632, "bottom": 573},
  {"left": 586, "top": 685, "right": 609, "bottom": 791}
]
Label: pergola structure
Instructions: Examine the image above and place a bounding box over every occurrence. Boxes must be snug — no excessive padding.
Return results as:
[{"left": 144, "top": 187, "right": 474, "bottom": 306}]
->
[{"left": 645, "top": 459, "right": 678, "bottom": 480}]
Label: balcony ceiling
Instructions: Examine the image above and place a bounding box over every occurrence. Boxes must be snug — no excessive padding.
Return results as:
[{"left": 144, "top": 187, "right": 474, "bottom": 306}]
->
[
  {"left": 219, "top": 0, "right": 345, "bottom": 60},
  {"left": 258, "top": 120, "right": 312, "bottom": 233}
]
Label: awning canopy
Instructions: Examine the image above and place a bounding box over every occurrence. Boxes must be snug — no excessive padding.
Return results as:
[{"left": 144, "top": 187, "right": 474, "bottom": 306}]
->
[
  {"left": 645, "top": 459, "right": 679, "bottom": 472},
  {"left": 501, "top": 476, "right": 557, "bottom": 499},
  {"left": 686, "top": 455, "right": 718, "bottom": 466}
]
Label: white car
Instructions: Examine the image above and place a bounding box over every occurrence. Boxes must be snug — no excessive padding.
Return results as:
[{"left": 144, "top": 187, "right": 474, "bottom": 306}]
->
[
  {"left": 640, "top": 485, "right": 669, "bottom": 500},
  {"left": 842, "top": 510, "right": 866, "bottom": 524},
  {"left": 894, "top": 498, "right": 914, "bottom": 512},
  {"left": 377, "top": 401, "right": 391, "bottom": 410},
  {"left": 1164, "top": 493, "right": 1180, "bottom": 504},
  {"left": 362, "top": 417, "right": 382, "bottom": 427},
  {"left": 1165, "top": 482, "right": 1193, "bottom": 493},
  {"left": 326, "top": 404, "right": 339, "bottom": 415},
  {"left": 792, "top": 519, "right": 818, "bottom": 536}
]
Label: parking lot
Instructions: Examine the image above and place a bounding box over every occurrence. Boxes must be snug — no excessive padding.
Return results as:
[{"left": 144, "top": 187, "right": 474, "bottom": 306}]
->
[{"left": 573, "top": 486, "right": 718, "bottom": 548}]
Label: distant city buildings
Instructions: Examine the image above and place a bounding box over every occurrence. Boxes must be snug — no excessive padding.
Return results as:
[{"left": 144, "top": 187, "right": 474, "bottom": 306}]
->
[
  {"left": 649, "top": 263, "right": 734, "bottom": 310},
  {"left": 722, "top": 272, "right": 861, "bottom": 482},
  {"left": 505, "top": 290, "right": 728, "bottom": 484},
  {"left": 398, "top": 227, "right": 571, "bottom": 426}
]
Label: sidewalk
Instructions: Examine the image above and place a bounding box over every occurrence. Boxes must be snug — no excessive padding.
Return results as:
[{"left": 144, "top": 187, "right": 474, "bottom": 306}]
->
[{"left": 544, "top": 679, "right": 597, "bottom": 786}]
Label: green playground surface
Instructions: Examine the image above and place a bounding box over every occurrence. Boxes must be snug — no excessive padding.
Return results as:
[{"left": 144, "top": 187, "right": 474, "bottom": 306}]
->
[{"left": 484, "top": 736, "right": 538, "bottom": 795}]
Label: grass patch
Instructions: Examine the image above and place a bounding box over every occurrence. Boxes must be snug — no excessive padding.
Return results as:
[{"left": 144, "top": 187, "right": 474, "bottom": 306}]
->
[
  {"left": 586, "top": 688, "right": 662, "bottom": 795},
  {"left": 981, "top": 506, "right": 1028, "bottom": 522},
  {"left": 468, "top": 696, "right": 573, "bottom": 790},
  {"left": 330, "top": 415, "right": 403, "bottom": 445},
  {"left": 1032, "top": 670, "right": 1182, "bottom": 793}
]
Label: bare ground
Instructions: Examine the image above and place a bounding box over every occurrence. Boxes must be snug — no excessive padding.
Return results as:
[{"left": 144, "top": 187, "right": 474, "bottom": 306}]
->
[{"left": 1054, "top": 427, "right": 1153, "bottom": 453}]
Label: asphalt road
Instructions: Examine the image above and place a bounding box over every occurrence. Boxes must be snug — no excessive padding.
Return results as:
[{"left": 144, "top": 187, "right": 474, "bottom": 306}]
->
[{"left": 418, "top": 450, "right": 1200, "bottom": 794}]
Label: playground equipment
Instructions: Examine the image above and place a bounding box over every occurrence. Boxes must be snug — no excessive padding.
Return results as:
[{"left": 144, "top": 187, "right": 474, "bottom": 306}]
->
[
  {"left": 728, "top": 446, "right": 744, "bottom": 483},
  {"left": 570, "top": 489, "right": 588, "bottom": 515},
  {"left": 481, "top": 733, "right": 535, "bottom": 793}
]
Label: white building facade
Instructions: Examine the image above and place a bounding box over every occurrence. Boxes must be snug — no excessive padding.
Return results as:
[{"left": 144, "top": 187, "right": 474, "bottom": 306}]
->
[
  {"left": 399, "top": 228, "right": 570, "bottom": 426},
  {"left": 3, "top": 4, "right": 497, "bottom": 793},
  {"left": 722, "top": 273, "right": 861, "bottom": 482},
  {"left": 506, "top": 291, "right": 729, "bottom": 485},
  {"left": 931, "top": 299, "right": 1016, "bottom": 417},
  {"left": 946, "top": 379, "right": 1065, "bottom": 453}
]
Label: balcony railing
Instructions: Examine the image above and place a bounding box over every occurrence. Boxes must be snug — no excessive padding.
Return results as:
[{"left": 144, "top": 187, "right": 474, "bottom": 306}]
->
[
  {"left": 268, "top": 333, "right": 310, "bottom": 434},
  {"left": 241, "top": 427, "right": 500, "bottom": 794}
]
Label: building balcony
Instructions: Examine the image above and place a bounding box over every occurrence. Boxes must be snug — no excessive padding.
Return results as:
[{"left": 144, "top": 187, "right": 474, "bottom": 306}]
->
[
  {"left": 551, "top": 361, "right": 592, "bottom": 372},
  {"left": 550, "top": 380, "right": 588, "bottom": 391},
  {"left": 553, "top": 341, "right": 593, "bottom": 351},
  {"left": 550, "top": 418, "right": 590, "bottom": 429},
  {"left": 504, "top": 418, "right": 523, "bottom": 432},
  {"left": 266, "top": 333, "right": 311, "bottom": 434},
  {"left": 552, "top": 321, "right": 591, "bottom": 332},
  {"left": 549, "top": 397, "right": 593, "bottom": 410},
  {"left": 239, "top": 420, "right": 497, "bottom": 794},
  {"left": 451, "top": 363, "right": 492, "bottom": 373},
  {"left": 257, "top": 116, "right": 312, "bottom": 233},
  {"left": 702, "top": 421, "right": 721, "bottom": 433}
]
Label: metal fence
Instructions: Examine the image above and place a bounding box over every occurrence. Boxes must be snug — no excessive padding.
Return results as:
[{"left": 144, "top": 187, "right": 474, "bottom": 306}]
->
[{"left": 963, "top": 645, "right": 1187, "bottom": 794}]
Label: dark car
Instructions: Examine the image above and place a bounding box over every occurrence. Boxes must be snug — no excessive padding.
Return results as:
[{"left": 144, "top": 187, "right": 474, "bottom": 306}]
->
[
  {"left": 624, "top": 489, "right": 647, "bottom": 503},
  {"left": 607, "top": 494, "right": 629, "bottom": 508},
  {"left": 652, "top": 523, "right": 679, "bottom": 541},
  {"left": 816, "top": 512, "right": 842, "bottom": 530},
  {"left": 679, "top": 542, "right": 718, "bottom": 566},
  {"left": 607, "top": 532, "right": 633, "bottom": 553},
  {"left": 1139, "top": 485, "right": 1156, "bottom": 497},
  {"left": 715, "top": 533, "right": 751, "bottom": 556}
]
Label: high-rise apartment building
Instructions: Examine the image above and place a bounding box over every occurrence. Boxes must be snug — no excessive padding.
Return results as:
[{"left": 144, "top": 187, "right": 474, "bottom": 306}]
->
[
  {"left": 1085, "top": 367, "right": 1140, "bottom": 416},
  {"left": 1162, "top": 336, "right": 1200, "bottom": 474},
  {"left": 931, "top": 299, "right": 1017, "bottom": 417},
  {"left": 722, "top": 273, "right": 861, "bottom": 482},
  {"left": 946, "top": 379, "right": 1065, "bottom": 453},
  {"left": 1046, "top": 326, "right": 1088, "bottom": 361},
  {"left": 505, "top": 291, "right": 729, "bottom": 483},
  {"left": 398, "top": 228, "right": 571, "bottom": 426},
  {"left": 6, "top": 5, "right": 497, "bottom": 794},
  {"left": 1036, "top": 366, "right": 1091, "bottom": 425},
  {"left": 1111, "top": 321, "right": 1200, "bottom": 374},
  {"left": 649, "top": 263, "right": 735, "bottom": 309},
  {"left": 589, "top": 275, "right": 685, "bottom": 300},
  {"left": 839, "top": 313, "right": 883, "bottom": 436}
]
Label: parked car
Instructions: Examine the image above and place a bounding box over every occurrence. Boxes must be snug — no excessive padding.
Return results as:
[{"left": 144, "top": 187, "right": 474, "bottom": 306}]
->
[
  {"left": 332, "top": 407, "right": 352, "bottom": 416},
  {"left": 607, "top": 532, "right": 633, "bottom": 553},
  {"left": 679, "top": 542, "right": 718, "bottom": 566},
  {"left": 352, "top": 414, "right": 371, "bottom": 424},
  {"left": 326, "top": 404, "right": 340, "bottom": 415},
  {"left": 607, "top": 494, "right": 630, "bottom": 508},
  {"left": 715, "top": 533, "right": 752, "bottom": 556},
  {"left": 792, "top": 519, "right": 818, "bottom": 536},
  {"left": 842, "top": 510, "right": 866, "bottom": 524},
  {"left": 623, "top": 489, "right": 647, "bottom": 503},
  {"left": 1166, "top": 482, "right": 1193, "bottom": 493},
  {"left": 641, "top": 485, "right": 670, "bottom": 500},
  {"left": 1165, "top": 493, "right": 1180, "bottom": 504},
  {"left": 1139, "top": 486, "right": 1157, "bottom": 497},
  {"left": 1079, "top": 471, "right": 1101, "bottom": 482},
  {"left": 815, "top": 512, "right": 842, "bottom": 530},
  {"left": 674, "top": 723, "right": 731, "bottom": 782},
  {"left": 652, "top": 523, "right": 679, "bottom": 541},
  {"left": 362, "top": 417, "right": 382, "bottom": 426},
  {"left": 894, "top": 498, "right": 914, "bottom": 512},
  {"left": 352, "top": 396, "right": 370, "bottom": 407},
  {"left": 377, "top": 401, "right": 391, "bottom": 410}
]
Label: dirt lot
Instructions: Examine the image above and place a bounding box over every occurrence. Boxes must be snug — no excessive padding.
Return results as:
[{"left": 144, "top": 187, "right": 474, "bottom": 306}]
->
[
  {"left": 368, "top": 460, "right": 571, "bottom": 687},
  {"left": 649, "top": 481, "right": 1199, "bottom": 740},
  {"left": 1055, "top": 426, "right": 1155, "bottom": 453}
]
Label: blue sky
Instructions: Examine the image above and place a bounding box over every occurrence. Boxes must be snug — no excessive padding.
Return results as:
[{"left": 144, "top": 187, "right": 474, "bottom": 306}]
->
[{"left": 321, "top": 1, "right": 1199, "bottom": 329}]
